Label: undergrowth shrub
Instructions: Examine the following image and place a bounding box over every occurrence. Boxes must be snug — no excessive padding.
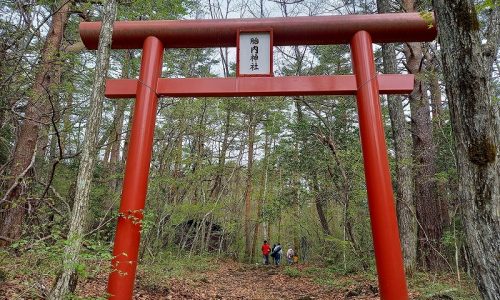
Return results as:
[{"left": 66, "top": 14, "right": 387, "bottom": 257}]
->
[
  {"left": 137, "top": 249, "right": 216, "bottom": 289},
  {"left": 283, "top": 266, "right": 301, "bottom": 278}
]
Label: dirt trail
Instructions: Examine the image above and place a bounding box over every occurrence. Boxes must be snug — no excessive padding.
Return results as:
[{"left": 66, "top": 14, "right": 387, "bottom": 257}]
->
[
  {"left": 135, "top": 261, "right": 379, "bottom": 300},
  {"left": 1, "top": 260, "right": 380, "bottom": 299}
]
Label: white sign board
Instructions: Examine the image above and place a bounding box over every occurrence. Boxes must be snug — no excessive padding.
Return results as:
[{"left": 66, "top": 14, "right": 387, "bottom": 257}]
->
[{"left": 237, "top": 31, "right": 272, "bottom": 76}]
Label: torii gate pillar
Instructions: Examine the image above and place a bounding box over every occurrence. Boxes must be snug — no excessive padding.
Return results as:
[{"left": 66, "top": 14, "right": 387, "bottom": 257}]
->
[
  {"left": 351, "top": 30, "right": 407, "bottom": 299},
  {"left": 107, "top": 36, "right": 164, "bottom": 299}
]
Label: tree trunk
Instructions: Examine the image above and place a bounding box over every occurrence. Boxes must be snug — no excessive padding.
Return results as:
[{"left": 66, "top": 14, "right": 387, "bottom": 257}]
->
[
  {"left": 189, "top": 99, "right": 208, "bottom": 203},
  {"left": 403, "top": 0, "right": 445, "bottom": 271},
  {"left": 172, "top": 122, "right": 184, "bottom": 204},
  {"left": 251, "top": 128, "right": 269, "bottom": 262},
  {"left": 316, "top": 131, "right": 361, "bottom": 255},
  {"left": 406, "top": 40, "right": 443, "bottom": 271},
  {"left": 243, "top": 107, "right": 256, "bottom": 261},
  {"left": 48, "top": 0, "right": 118, "bottom": 298},
  {"left": 37, "top": 48, "right": 64, "bottom": 162},
  {"left": 109, "top": 50, "right": 132, "bottom": 192},
  {"left": 376, "top": 0, "right": 417, "bottom": 273},
  {"left": 210, "top": 105, "right": 231, "bottom": 199},
  {"left": 432, "top": 1, "right": 500, "bottom": 298},
  {"left": 60, "top": 90, "right": 74, "bottom": 155},
  {"left": 426, "top": 51, "right": 451, "bottom": 229},
  {"left": 292, "top": 100, "right": 303, "bottom": 257},
  {"left": 312, "top": 173, "right": 331, "bottom": 236},
  {"left": 0, "top": 0, "right": 71, "bottom": 246},
  {"left": 426, "top": 53, "right": 443, "bottom": 119}
]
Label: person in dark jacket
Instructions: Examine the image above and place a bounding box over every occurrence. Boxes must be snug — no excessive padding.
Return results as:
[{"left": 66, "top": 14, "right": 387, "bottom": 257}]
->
[{"left": 271, "top": 243, "right": 283, "bottom": 265}]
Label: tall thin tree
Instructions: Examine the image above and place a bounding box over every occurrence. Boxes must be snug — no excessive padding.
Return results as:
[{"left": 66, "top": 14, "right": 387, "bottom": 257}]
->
[
  {"left": 48, "top": 0, "right": 118, "bottom": 298},
  {"left": 243, "top": 104, "right": 257, "bottom": 261},
  {"left": 0, "top": 0, "right": 72, "bottom": 246},
  {"left": 403, "top": 0, "right": 446, "bottom": 271},
  {"left": 376, "top": 0, "right": 417, "bottom": 273}
]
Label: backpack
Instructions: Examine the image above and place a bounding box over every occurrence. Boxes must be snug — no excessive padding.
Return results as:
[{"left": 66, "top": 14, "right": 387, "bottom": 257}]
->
[{"left": 271, "top": 245, "right": 281, "bottom": 257}]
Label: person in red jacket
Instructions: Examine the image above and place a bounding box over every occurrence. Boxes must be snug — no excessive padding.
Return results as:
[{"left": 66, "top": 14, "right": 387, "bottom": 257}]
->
[{"left": 261, "top": 240, "right": 271, "bottom": 265}]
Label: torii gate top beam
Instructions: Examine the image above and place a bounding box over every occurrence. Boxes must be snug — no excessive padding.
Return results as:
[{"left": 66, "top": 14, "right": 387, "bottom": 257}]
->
[{"left": 79, "top": 12, "right": 436, "bottom": 50}]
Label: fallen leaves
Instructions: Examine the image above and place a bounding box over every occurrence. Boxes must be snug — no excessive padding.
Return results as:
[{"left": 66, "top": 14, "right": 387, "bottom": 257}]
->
[{"left": 1, "top": 260, "right": 382, "bottom": 299}]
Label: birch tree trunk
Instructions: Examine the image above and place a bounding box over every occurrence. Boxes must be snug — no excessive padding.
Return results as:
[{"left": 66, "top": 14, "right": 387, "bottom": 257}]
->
[
  {"left": 432, "top": 1, "right": 500, "bottom": 298},
  {"left": 376, "top": 0, "right": 417, "bottom": 273},
  {"left": 48, "top": 0, "right": 118, "bottom": 298}
]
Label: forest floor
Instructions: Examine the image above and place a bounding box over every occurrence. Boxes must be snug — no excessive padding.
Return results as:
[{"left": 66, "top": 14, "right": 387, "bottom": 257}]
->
[
  {"left": 132, "top": 260, "right": 382, "bottom": 300},
  {"left": 0, "top": 254, "right": 478, "bottom": 300},
  {"left": 1, "top": 260, "right": 380, "bottom": 299}
]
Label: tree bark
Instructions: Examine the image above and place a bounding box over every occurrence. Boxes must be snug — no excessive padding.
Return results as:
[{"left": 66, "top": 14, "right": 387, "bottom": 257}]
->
[
  {"left": 0, "top": 0, "right": 72, "bottom": 246},
  {"left": 312, "top": 173, "right": 331, "bottom": 236},
  {"left": 426, "top": 53, "right": 443, "bottom": 119},
  {"left": 48, "top": 0, "right": 118, "bottom": 298},
  {"left": 402, "top": 0, "right": 445, "bottom": 271},
  {"left": 406, "top": 41, "right": 444, "bottom": 271},
  {"left": 376, "top": 0, "right": 417, "bottom": 273},
  {"left": 191, "top": 99, "right": 208, "bottom": 203},
  {"left": 243, "top": 106, "right": 256, "bottom": 261},
  {"left": 432, "top": 1, "right": 500, "bottom": 298}
]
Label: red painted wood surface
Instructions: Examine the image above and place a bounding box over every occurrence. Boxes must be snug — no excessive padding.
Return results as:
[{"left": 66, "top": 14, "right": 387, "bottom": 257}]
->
[
  {"left": 351, "top": 30, "right": 408, "bottom": 299},
  {"left": 104, "top": 74, "right": 415, "bottom": 98},
  {"left": 80, "top": 13, "right": 436, "bottom": 49},
  {"left": 107, "top": 36, "right": 164, "bottom": 299}
]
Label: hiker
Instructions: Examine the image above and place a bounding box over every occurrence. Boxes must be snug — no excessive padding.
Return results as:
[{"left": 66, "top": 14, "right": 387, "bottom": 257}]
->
[
  {"left": 286, "top": 248, "right": 295, "bottom": 265},
  {"left": 271, "top": 244, "right": 277, "bottom": 264},
  {"left": 261, "top": 240, "right": 271, "bottom": 265},
  {"left": 272, "top": 243, "right": 283, "bottom": 265}
]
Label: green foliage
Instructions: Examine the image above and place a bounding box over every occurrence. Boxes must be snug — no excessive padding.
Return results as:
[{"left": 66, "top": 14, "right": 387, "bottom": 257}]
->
[
  {"left": 476, "top": 0, "right": 500, "bottom": 12},
  {"left": 318, "top": 233, "right": 374, "bottom": 275},
  {"left": 0, "top": 125, "right": 13, "bottom": 165},
  {"left": 408, "top": 272, "right": 480, "bottom": 300},
  {"left": 138, "top": 250, "right": 215, "bottom": 289},
  {"left": 283, "top": 266, "right": 302, "bottom": 278},
  {"left": 310, "top": 45, "right": 352, "bottom": 75},
  {"left": 118, "top": 0, "right": 191, "bottom": 20},
  {"left": 0, "top": 236, "right": 113, "bottom": 298},
  {"left": 304, "top": 266, "right": 479, "bottom": 299},
  {"left": 305, "top": 266, "right": 367, "bottom": 289},
  {"left": 419, "top": 11, "right": 434, "bottom": 29}
]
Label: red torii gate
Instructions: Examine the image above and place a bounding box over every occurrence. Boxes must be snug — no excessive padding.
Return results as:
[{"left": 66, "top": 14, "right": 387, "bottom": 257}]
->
[{"left": 79, "top": 12, "right": 436, "bottom": 300}]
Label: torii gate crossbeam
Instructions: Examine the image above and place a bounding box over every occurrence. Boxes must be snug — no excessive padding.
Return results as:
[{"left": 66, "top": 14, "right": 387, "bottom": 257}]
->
[
  {"left": 104, "top": 75, "right": 415, "bottom": 98},
  {"left": 79, "top": 13, "right": 437, "bottom": 300}
]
